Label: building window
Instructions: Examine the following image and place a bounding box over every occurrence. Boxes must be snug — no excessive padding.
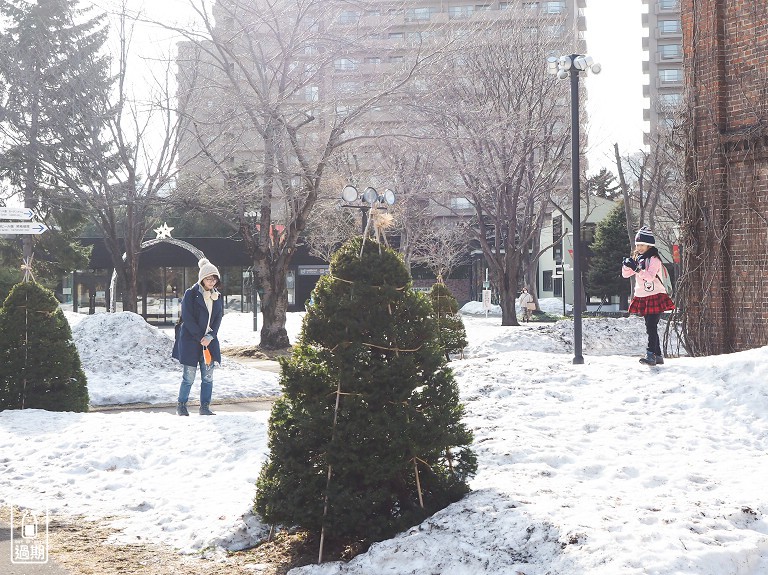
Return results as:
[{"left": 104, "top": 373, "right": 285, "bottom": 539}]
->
[
  {"left": 659, "top": 19, "right": 682, "bottom": 34},
  {"left": 338, "top": 10, "right": 359, "bottom": 24},
  {"left": 659, "top": 43, "right": 682, "bottom": 59},
  {"left": 334, "top": 58, "right": 357, "bottom": 71},
  {"left": 658, "top": 92, "right": 682, "bottom": 106},
  {"left": 364, "top": 56, "right": 382, "bottom": 64},
  {"left": 405, "top": 7, "right": 435, "bottom": 21},
  {"left": 543, "top": 24, "right": 565, "bottom": 36},
  {"left": 448, "top": 5, "right": 474, "bottom": 19},
  {"left": 523, "top": 2, "right": 540, "bottom": 11},
  {"left": 659, "top": 68, "right": 683, "bottom": 84},
  {"left": 660, "top": 116, "right": 676, "bottom": 129},
  {"left": 389, "top": 55, "right": 404, "bottom": 63},
  {"left": 543, "top": 270, "right": 553, "bottom": 292},
  {"left": 543, "top": 1, "right": 566, "bottom": 14},
  {"left": 304, "top": 86, "right": 319, "bottom": 101},
  {"left": 552, "top": 215, "right": 563, "bottom": 262},
  {"left": 450, "top": 197, "right": 472, "bottom": 210},
  {"left": 388, "top": 32, "right": 405, "bottom": 40},
  {"left": 658, "top": 0, "right": 680, "bottom": 9}
]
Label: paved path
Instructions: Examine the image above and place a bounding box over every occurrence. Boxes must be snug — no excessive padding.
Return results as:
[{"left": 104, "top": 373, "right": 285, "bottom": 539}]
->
[
  {"left": 91, "top": 396, "right": 276, "bottom": 414},
  {"left": 92, "top": 356, "right": 280, "bottom": 415}
]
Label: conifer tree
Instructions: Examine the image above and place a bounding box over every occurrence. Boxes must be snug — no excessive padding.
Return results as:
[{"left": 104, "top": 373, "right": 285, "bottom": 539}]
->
[
  {"left": 255, "top": 238, "right": 476, "bottom": 553},
  {"left": 586, "top": 201, "right": 632, "bottom": 309},
  {"left": 0, "top": 282, "right": 88, "bottom": 412},
  {"left": 0, "top": 0, "right": 109, "bottom": 280},
  {"left": 429, "top": 280, "right": 467, "bottom": 360}
]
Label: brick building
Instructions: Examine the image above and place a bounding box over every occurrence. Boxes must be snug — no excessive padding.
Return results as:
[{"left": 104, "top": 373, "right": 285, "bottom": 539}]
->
[{"left": 680, "top": 1, "right": 768, "bottom": 354}]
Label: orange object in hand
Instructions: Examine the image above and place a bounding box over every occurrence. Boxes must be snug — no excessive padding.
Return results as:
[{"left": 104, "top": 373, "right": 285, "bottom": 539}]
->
[{"left": 203, "top": 347, "right": 212, "bottom": 366}]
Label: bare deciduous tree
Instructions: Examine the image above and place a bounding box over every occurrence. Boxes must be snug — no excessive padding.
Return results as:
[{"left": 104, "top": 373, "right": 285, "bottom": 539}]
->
[
  {"left": 44, "top": 5, "right": 187, "bottom": 312},
  {"left": 411, "top": 219, "right": 470, "bottom": 280},
  {"left": 417, "top": 23, "right": 571, "bottom": 325},
  {"left": 170, "top": 0, "right": 437, "bottom": 348}
]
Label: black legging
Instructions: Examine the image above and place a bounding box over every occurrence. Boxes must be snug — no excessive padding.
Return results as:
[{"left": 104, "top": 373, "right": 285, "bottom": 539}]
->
[{"left": 644, "top": 313, "right": 662, "bottom": 355}]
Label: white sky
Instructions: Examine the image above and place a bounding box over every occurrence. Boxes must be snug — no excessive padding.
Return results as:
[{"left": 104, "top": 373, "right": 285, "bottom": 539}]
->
[
  {"left": 584, "top": 0, "right": 648, "bottom": 171},
  {"left": 3, "top": 307, "right": 768, "bottom": 573}
]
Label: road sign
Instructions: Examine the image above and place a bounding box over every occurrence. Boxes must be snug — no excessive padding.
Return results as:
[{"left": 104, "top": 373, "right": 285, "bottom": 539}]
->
[
  {"left": 0, "top": 207, "right": 34, "bottom": 220},
  {"left": 0, "top": 222, "right": 48, "bottom": 234}
]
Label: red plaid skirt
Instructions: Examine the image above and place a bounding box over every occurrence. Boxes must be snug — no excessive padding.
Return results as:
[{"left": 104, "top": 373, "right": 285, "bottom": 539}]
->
[{"left": 629, "top": 293, "right": 675, "bottom": 316}]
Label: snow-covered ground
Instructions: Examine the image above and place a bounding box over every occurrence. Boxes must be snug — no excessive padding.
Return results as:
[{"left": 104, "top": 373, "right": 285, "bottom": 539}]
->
[{"left": 2, "top": 301, "right": 767, "bottom": 574}]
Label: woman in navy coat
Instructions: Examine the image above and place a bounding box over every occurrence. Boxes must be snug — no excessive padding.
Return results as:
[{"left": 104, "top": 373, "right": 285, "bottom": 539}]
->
[{"left": 172, "top": 258, "right": 224, "bottom": 416}]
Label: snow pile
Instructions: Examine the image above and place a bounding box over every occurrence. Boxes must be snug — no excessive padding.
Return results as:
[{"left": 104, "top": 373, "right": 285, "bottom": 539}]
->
[
  {"left": 461, "top": 297, "right": 572, "bottom": 316},
  {"left": 1, "top": 409, "right": 272, "bottom": 553},
  {"left": 72, "top": 312, "right": 176, "bottom": 374},
  {"left": 2, "top": 312, "right": 766, "bottom": 574},
  {"left": 69, "top": 311, "right": 281, "bottom": 406}
]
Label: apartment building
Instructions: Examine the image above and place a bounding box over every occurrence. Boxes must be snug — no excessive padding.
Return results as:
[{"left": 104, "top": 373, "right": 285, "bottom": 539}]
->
[
  {"left": 176, "top": 0, "right": 586, "bottom": 182},
  {"left": 175, "top": 0, "right": 588, "bottom": 305},
  {"left": 641, "top": 0, "right": 683, "bottom": 145}
]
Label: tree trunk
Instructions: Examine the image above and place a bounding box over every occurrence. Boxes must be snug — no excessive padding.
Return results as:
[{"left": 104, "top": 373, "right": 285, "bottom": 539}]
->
[
  {"left": 499, "top": 264, "right": 519, "bottom": 326},
  {"left": 500, "top": 282, "right": 518, "bottom": 326},
  {"left": 258, "top": 258, "right": 290, "bottom": 349}
]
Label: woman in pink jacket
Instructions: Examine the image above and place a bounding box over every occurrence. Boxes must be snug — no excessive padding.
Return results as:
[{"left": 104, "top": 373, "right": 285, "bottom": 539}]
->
[{"left": 621, "top": 226, "right": 675, "bottom": 365}]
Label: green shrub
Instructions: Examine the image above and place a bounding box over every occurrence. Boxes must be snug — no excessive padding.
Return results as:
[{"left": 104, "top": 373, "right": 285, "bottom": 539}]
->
[
  {"left": 429, "top": 282, "right": 467, "bottom": 359},
  {"left": 255, "top": 238, "right": 476, "bottom": 551},
  {"left": 0, "top": 282, "right": 88, "bottom": 412}
]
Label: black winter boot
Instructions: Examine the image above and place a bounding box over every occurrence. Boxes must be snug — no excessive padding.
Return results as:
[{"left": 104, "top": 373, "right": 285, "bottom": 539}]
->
[
  {"left": 199, "top": 403, "right": 216, "bottom": 415},
  {"left": 655, "top": 354, "right": 664, "bottom": 365},
  {"left": 639, "top": 350, "right": 657, "bottom": 366},
  {"left": 176, "top": 402, "right": 189, "bottom": 416}
]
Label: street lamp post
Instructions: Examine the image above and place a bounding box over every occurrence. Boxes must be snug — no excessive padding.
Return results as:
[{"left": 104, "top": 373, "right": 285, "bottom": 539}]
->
[
  {"left": 341, "top": 185, "right": 396, "bottom": 235},
  {"left": 547, "top": 54, "right": 601, "bottom": 365},
  {"left": 244, "top": 210, "right": 260, "bottom": 332}
]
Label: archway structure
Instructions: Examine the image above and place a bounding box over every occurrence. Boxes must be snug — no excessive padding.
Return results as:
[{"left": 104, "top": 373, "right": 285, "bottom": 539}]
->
[{"left": 109, "top": 238, "right": 205, "bottom": 312}]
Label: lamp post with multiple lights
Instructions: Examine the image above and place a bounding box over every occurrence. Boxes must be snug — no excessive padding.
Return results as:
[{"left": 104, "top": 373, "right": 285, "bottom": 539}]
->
[
  {"left": 244, "top": 210, "right": 261, "bottom": 332},
  {"left": 547, "top": 54, "right": 601, "bottom": 365},
  {"left": 341, "top": 185, "right": 396, "bottom": 234}
]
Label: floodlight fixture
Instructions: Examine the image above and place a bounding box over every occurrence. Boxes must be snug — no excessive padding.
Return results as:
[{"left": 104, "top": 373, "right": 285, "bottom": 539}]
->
[
  {"left": 342, "top": 185, "right": 359, "bottom": 203},
  {"left": 362, "top": 186, "right": 379, "bottom": 203}
]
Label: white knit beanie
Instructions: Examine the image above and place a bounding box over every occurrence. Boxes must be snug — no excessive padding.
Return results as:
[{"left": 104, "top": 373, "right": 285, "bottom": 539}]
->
[{"left": 198, "top": 258, "right": 220, "bottom": 284}]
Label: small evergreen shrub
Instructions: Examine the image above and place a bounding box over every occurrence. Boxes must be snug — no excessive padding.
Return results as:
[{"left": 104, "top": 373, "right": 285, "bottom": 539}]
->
[
  {"left": 429, "top": 281, "right": 467, "bottom": 359},
  {"left": 0, "top": 282, "right": 88, "bottom": 412},
  {"left": 255, "top": 238, "right": 476, "bottom": 551}
]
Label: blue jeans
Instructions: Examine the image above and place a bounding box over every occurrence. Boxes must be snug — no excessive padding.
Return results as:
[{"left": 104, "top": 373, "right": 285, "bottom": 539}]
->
[{"left": 177, "top": 354, "right": 214, "bottom": 404}]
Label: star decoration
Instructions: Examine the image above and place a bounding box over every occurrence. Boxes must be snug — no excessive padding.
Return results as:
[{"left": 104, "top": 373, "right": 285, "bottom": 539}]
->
[{"left": 154, "top": 222, "right": 174, "bottom": 239}]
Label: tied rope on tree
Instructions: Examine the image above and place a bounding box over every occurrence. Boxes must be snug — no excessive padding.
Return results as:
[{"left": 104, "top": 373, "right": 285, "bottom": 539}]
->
[{"left": 21, "top": 255, "right": 35, "bottom": 283}]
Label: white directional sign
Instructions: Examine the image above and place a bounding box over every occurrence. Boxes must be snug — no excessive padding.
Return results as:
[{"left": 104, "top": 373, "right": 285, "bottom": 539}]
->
[
  {"left": 0, "top": 207, "right": 34, "bottom": 220},
  {"left": 0, "top": 222, "right": 48, "bottom": 234}
]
